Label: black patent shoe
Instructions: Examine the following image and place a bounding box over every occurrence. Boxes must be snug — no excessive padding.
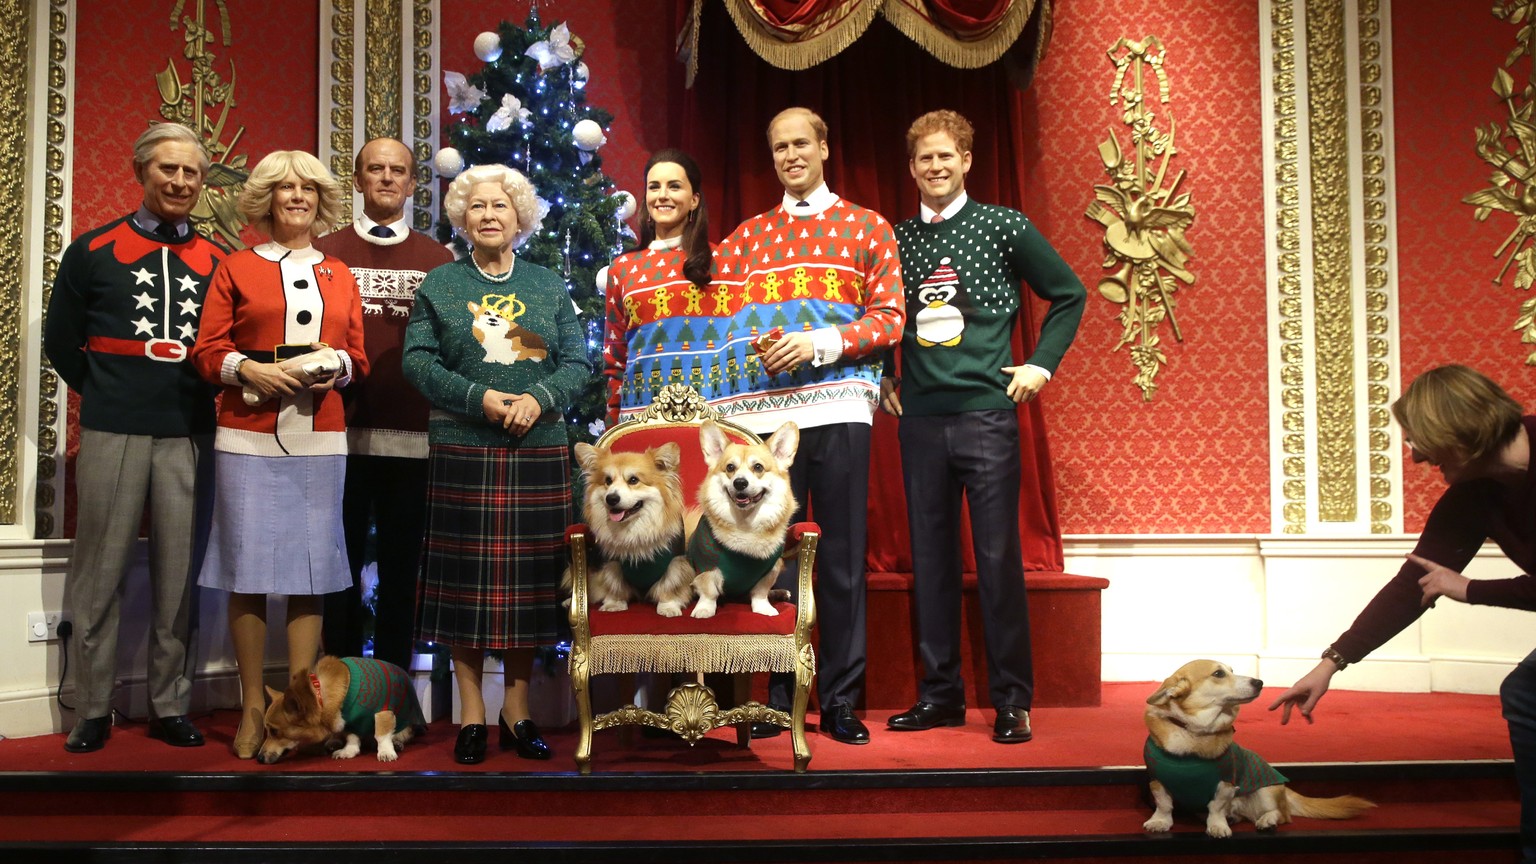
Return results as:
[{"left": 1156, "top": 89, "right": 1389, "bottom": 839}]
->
[
  {"left": 750, "top": 721, "right": 783, "bottom": 739},
  {"left": 823, "top": 705, "right": 870, "bottom": 745},
  {"left": 64, "top": 716, "right": 111, "bottom": 753},
  {"left": 887, "top": 701, "right": 966, "bottom": 731},
  {"left": 993, "top": 706, "right": 1033, "bottom": 744},
  {"left": 454, "top": 723, "right": 488, "bottom": 764},
  {"left": 148, "top": 714, "right": 205, "bottom": 747},
  {"left": 499, "top": 714, "right": 552, "bottom": 760}
]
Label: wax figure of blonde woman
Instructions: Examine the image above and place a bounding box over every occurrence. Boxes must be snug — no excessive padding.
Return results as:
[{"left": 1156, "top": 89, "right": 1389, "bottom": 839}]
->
[
  {"left": 602, "top": 147, "right": 715, "bottom": 423},
  {"left": 403, "top": 164, "right": 590, "bottom": 765},
  {"left": 190, "top": 150, "right": 367, "bottom": 759},
  {"left": 44, "top": 122, "right": 225, "bottom": 752},
  {"left": 1270, "top": 364, "right": 1536, "bottom": 864}
]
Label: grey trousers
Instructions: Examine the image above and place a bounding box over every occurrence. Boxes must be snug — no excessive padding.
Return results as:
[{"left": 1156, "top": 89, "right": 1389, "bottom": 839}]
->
[{"left": 67, "top": 428, "right": 210, "bottom": 718}]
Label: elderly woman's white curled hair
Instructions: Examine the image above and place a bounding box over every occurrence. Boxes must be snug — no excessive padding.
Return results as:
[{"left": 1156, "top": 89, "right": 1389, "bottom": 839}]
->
[{"left": 443, "top": 164, "right": 547, "bottom": 250}]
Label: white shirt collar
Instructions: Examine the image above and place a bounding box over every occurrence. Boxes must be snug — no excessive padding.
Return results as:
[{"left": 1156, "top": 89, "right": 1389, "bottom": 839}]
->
[
  {"left": 782, "top": 183, "right": 838, "bottom": 217},
  {"left": 353, "top": 212, "right": 410, "bottom": 246},
  {"left": 919, "top": 192, "right": 969, "bottom": 224},
  {"left": 648, "top": 235, "right": 683, "bottom": 251},
  {"left": 253, "top": 241, "right": 323, "bottom": 264}
]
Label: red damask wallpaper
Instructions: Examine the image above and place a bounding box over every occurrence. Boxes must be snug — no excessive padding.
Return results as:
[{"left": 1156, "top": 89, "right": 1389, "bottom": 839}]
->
[
  {"left": 62, "top": 0, "right": 321, "bottom": 535},
  {"left": 1025, "top": 1, "right": 1270, "bottom": 534},
  {"left": 1393, "top": 5, "right": 1536, "bottom": 532}
]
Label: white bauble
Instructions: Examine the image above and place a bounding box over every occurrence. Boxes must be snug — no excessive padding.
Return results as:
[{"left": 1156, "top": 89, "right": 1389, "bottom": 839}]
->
[
  {"left": 473, "top": 31, "right": 503, "bottom": 62},
  {"left": 432, "top": 147, "right": 465, "bottom": 178},
  {"left": 573, "top": 62, "right": 590, "bottom": 90},
  {"left": 572, "top": 118, "right": 607, "bottom": 152},
  {"left": 613, "top": 191, "right": 637, "bottom": 221},
  {"left": 595, "top": 265, "right": 610, "bottom": 291}
]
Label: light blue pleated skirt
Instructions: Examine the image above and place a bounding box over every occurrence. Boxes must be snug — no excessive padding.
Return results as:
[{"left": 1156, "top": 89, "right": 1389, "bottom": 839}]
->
[{"left": 197, "top": 451, "right": 352, "bottom": 595}]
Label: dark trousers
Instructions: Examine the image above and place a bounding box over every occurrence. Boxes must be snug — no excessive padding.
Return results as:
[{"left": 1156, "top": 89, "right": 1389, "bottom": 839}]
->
[
  {"left": 324, "top": 454, "right": 428, "bottom": 670},
  {"left": 767, "top": 422, "right": 871, "bottom": 711},
  {"left": 898, "top": 409, "right": 1034, "bottom": 710},
  {"left": 1502, "top": 650, "right": 1536, "bottom": 863}
]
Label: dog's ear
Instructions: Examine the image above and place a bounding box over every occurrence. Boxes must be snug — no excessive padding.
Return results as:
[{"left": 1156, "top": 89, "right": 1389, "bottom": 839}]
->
[
  {"left": 264, "top": 685, "right": 284, "bottom": 706},
  {"left": 699, "top": 420, "right": 727, "bottom": 465},
  {"left": 574, "top": 442, "right": 599, "bottom": 474},
  {"left": 652, "top": 441, "right": 681, "bottom": 473},
  {"left": 767, "top": 422, "right": 799, "bottom": 469},
  {"left": 1146, "top": 676, "right": 1190, "bottom": 706}
]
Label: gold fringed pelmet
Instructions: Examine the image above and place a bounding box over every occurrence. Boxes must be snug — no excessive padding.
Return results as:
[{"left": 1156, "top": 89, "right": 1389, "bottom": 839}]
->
[
  {"left": 880, "top": 0, "right": 1036, "bottom": 70},
  {"left": 587, "top": 633, "right": 808, "bottom": 676},
  {"left": 721, "top": 0, "right": 885, "bottom": 71}
]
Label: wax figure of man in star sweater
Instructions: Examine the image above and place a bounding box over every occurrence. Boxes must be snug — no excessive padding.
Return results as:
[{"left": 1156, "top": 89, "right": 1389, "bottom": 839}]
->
[
  {"left": 44, "top": 122, "right": 227, "bottom": 753},
  {"left": 314, "top": 138, "right": 453, "bottom": 671},
  {"left": 881, "top": 110, "right": 1086, "bottom": 746},
  {"left": 714, "top": 107, "right": 906, "bottom": 746}
]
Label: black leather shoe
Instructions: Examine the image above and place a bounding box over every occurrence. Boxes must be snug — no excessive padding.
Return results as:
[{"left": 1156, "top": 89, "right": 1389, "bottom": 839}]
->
[
  {"left": 750, "top": 721, "right": 783, "bottom": 739},
  {"left": 148, "top": 715, "right": 205, "bottom": 747},
  {"left": 64, "top": 716, "right": 111, "bottom": 753},
  {"left": 454, "top": 724, "right": 488, "bottom": 764},
  {"left": 887, "top": 701, "right": 966, "bottom": 731},
  {"left": 993, "top": 706, "right": 1032, "bottom": 743},
  {"left": 499, "top": 714, "right": 552, "bottom": 760},
  {"left": 823, "top": 705, "right": 870, "bottom": 745}
]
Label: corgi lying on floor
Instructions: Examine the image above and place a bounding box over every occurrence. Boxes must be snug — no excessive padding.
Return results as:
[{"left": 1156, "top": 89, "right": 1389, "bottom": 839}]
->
[{"left": 256, "top": 655, "right": 426, "bottom": 764}]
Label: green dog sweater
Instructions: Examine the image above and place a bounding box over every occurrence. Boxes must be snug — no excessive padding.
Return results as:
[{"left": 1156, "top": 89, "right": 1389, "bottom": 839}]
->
[
  {"left": 337, "top": 657, "right": 426, "bottom": 737},
  {"left": 686, "top": 518, "right": 783, "bottom": 600},
  {"left": 1143, "top": 736, "right": 1289, "bottom": 814}
]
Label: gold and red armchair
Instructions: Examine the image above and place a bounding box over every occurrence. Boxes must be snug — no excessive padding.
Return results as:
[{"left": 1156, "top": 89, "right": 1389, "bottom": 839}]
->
[{"left": 565, "top": 385, "right": 820, "bottom": 773}]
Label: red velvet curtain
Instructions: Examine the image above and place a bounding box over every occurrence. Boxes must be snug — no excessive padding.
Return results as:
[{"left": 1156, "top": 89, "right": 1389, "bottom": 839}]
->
[{"left": 677, "top": 4, "right": 1065, "bottom": 573}]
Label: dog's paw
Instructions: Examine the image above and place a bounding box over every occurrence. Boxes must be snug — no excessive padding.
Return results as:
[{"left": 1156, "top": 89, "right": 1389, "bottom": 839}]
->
[
  {"left": 690, "top": 598, "right": 718, "bottom": 619},
  {"left": 1205, "top": 819, "right": 1233, "bottom": 839},
  {"left": 1254, "top": 811, "right": 1281, "bottom": 831},
  {"left": 376, "top": 742, "right": 399, "bottom": 763},
  {"left": 750, "top": 598, "right": 779, "bottom": 616},
  {"left": 1142, "top": 815, "right": 1173, "bottom": 833},
  {"left": 656, "top": 600, "right": 684, "bottom": 618},
  {"left": 598, "top": 598, "right": 629, "bottom": 612},
  {"left": 331, "top": 734, "right": 361, "bottom": 760}
]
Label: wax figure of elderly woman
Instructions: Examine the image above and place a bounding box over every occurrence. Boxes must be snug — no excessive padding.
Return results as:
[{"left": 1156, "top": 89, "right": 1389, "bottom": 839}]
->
[
  {"left": 602, "top": 147, "right": 713, "bottom": 422},
  {"left": 1269, "top": 364, "right": 1536, "bottom": 864},
  {"left": 190, "top": 150, "right": 367, "bottom": 759},
  {"left": 403, "top": 164, "right": 590, "bottom": 764}
]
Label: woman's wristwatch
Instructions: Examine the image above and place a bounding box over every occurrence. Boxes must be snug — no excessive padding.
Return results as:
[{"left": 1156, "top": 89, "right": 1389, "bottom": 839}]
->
[{"left": 1321, "top": 646, "right": 1350, "bottom": 671}]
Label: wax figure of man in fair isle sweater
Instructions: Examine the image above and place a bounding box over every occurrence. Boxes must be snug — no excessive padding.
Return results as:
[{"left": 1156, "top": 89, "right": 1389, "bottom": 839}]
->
[
  {"left": 711, "top": 107, "right": 906, "bottom": 747},
  {"left": 881, "top": 111, "right": 1086, "bottom": 747}
]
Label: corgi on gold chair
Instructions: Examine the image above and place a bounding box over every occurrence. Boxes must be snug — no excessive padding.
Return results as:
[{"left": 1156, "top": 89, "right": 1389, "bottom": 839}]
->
[
  {"left": 686, "top": 419, "right": 799, "bottom": 619},
  {"left": 564, "top": 440, "right": 695, "bottom": 617}
]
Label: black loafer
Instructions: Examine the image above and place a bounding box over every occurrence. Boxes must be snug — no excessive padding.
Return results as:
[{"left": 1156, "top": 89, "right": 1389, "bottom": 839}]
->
[
  {"left": 500, "top": 715, "right": 552, "bottom": 760},
  {"left": 750, "top": 721, "right": 783, "bottom": 739},
  {"left": 823, "top": 705, "right": 870, "bottom": 745},
  {"left": 887, "top": 701, "right": 966, "bottom": 731},
  {"left": 64, "top": 716, "right": 111, "bottom": 753},
  {"left": 454, "top": 724, "right": 488, "bottom": 764},
  {"left": 148, "top": 714, "right": 205, "bottom": 747},
  {"left": 993, "top": 706, "right": 1032, "bottom": 743}
]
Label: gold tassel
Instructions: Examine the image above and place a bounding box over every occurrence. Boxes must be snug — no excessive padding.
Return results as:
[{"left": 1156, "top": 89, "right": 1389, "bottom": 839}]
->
[
  {"left": 880, "top": 0, "right": 1037, "bottom": 70},
  {"left": 589, "top": 633, "right": 811, "bottom": 676},
  {"left": 721, "top": 0, "right": 885, "bottom": 71}
]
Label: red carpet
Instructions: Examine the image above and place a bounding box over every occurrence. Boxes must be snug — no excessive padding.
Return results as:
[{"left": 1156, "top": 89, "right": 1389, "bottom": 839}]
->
[{"left": 0, "top": 683, "right": 1511, "bottom": 773}]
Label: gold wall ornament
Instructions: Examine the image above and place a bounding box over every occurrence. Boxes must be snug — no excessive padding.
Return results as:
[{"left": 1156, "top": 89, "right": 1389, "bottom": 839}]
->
[
  {"left": 1463, "top": 0, "right": 1536, "bottom": 364},
  {"left": 160, "top": 0, "right": 248, "bottom": 249},
  {"left": 34, "top": 0, "right": 69, "bottom": 537},
  {"left": 1358, "top": 0, "right": 1394, "bottom": 533},
  {"left": 1085, "top": 36, "right": 1196, "bottom": 401},
  {"left": 1270, "top": 0, "right": 1308, "bottom": 535},
  {"left": 364, "top": 0, "right": 402, "bottom": 144},
  {"left": 0, "top": 0, "right": 29, "bottom": 526}
]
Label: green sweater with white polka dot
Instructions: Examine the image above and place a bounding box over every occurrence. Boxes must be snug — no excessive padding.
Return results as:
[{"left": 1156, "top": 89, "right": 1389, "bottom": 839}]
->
[{"left": 890, "top": 199, "right": 1085, "bottom": 415}]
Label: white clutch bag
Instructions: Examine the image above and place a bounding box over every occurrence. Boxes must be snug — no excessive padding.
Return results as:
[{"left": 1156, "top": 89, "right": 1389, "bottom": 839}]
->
[{"left": 242, "top": 345, "right": 343, "bottom": 406}]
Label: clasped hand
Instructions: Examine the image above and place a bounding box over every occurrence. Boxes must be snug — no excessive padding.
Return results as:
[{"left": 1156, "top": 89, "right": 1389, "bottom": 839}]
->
[{"left": 484, "top": 389, "right": 542, "bottom": 435}]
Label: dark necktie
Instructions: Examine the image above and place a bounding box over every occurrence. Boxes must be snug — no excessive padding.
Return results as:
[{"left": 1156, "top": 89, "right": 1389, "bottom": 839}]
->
[
  {"left": 794, "top": 200, "right": 809, "bottom": 208},
  {"left": 369, "top": 225, "right": 395, "bottom": 239},
  {"left": 154, "top": 222, "right": 182, "bottom": 242}
]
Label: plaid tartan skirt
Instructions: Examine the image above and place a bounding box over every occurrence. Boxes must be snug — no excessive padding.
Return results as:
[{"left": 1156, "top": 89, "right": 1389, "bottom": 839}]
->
[{"left": 415, "top": 443, "right": 571, "bottom": 650}]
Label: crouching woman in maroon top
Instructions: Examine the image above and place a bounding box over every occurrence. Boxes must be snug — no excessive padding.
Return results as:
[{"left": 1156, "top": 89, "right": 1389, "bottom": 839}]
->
[{"left": 1270, "top": 364, "right": 1536, "bottom": 863}]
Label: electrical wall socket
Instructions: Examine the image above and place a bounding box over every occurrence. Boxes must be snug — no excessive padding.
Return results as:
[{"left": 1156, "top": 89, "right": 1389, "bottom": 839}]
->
[{"left": 26, "top": 611, "right": 70, "bottom": 643}]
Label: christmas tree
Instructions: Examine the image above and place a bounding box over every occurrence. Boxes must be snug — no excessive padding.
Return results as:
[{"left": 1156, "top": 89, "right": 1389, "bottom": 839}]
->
[{"left": 434, "top": 10, "right": 633, "bottom": 443}]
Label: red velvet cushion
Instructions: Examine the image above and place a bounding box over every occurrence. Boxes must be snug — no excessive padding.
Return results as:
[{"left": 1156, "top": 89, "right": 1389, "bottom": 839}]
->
[{"left": 587, "top": 601, "right": 798, "bottom": 637}]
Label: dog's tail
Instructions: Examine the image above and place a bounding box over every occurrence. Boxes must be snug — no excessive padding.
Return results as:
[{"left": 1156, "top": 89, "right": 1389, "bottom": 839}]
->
[{"left": 1285, "top": 789, "right": 1375, "bottom": 819}]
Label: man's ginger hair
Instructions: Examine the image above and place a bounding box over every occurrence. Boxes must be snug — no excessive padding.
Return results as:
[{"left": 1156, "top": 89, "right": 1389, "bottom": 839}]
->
[{"left": 905, "top": 110, "right": 974, "bottom": 158}]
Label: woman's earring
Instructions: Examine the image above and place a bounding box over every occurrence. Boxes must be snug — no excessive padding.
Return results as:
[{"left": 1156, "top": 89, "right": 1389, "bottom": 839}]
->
[{"left": 687, "top": 209, "right": 696, "bottom": 224}]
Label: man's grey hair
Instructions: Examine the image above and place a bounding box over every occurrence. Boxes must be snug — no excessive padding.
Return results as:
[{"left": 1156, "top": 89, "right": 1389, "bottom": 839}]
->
[{"left": 133, "top": 123, "right": 211, "bottom": 174}]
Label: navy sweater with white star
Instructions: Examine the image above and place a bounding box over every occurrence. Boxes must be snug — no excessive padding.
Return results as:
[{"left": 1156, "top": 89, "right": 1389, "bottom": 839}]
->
[
  {"left": 44, "top": 214, "right": 224, "bottom": 436},
  {"left": 889, "top": 199, "right": 1085, "bottom": 416}
]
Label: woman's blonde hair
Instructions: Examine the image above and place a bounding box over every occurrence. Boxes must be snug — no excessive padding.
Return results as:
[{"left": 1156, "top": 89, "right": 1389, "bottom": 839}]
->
[
  {"left": 443, "top": 164, "right": 544, "bottom": 250},
  {"left": 237, "top": 150, "right": 345, "bottom": 238},
  {"left": 1392, "top": 364, "right": 1523, "bottom": 465}
]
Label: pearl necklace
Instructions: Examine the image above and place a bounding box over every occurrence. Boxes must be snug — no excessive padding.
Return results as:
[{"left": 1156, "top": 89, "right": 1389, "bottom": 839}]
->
[{"left": 471, "top": 252, "right": 514, "bottom": 283}]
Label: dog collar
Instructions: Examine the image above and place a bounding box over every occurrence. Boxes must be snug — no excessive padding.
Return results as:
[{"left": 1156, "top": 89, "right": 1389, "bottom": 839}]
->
[{"left": 308, "top": 672, "right": 324, "bottom": 708}]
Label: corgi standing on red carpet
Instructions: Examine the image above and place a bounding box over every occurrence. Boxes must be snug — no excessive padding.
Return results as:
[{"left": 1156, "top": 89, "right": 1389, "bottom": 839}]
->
[
  {"left": 256, "top": 655, "right": 426, "bottom": 764},
  {"left": 1142, "top": 659, "right": 1373, "bottom": 837},
  {"left": 686, "top": 419, "right": 799, "bottom": 619}
]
